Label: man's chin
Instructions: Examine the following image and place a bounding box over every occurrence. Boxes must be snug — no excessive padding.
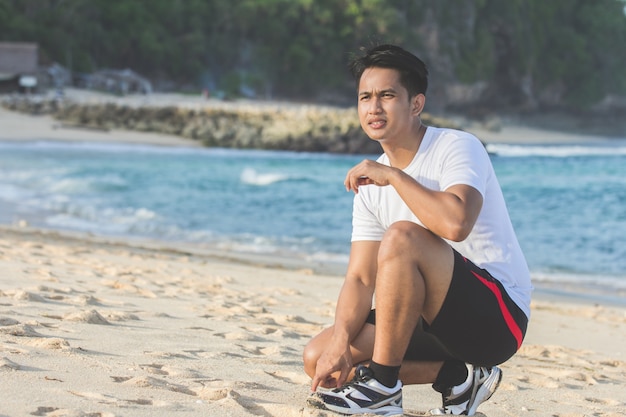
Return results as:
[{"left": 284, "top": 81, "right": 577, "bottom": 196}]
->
[
  {"left": 367, "top": 135, "right": 386, "bottom": 143},
  {"left": 365, "top": 132, "right": 385, "bottom": 141}
]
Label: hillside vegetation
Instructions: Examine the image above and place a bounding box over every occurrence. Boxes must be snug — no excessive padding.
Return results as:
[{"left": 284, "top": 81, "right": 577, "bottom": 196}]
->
[{"left": 1, "top": 0, "right": 626, "bottom": 117}]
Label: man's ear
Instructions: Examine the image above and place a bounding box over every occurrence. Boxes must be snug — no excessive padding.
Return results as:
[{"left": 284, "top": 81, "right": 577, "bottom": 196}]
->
[{"left": 411, "top": 94, "right": 426, "bottom": 116}]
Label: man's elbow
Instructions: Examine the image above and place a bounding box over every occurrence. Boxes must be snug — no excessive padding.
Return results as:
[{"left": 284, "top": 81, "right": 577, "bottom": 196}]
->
[{"left": 444, "top": 221, "right": 473, "bottom": 242}]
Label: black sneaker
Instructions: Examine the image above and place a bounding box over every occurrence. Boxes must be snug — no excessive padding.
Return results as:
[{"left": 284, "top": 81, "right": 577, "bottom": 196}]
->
[
  {"left": 311, "top": 365, "right": 403, "bottom": 416},
  {"left": 431, "top": 364, "right": 502, "bottom": 415}
]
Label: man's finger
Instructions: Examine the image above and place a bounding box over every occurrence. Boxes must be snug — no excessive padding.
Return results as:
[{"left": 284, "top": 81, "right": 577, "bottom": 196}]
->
[
  {"left": 311, "top": 374, "right": 322, "bottom": 392},
  {"left": 336, "top": 367, "right": 350, "bottom": 387}
]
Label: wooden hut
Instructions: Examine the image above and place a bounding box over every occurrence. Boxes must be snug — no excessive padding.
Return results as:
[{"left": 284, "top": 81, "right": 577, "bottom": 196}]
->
[{"left": 0, "top": 42, "right": 39, "bottom": 93}]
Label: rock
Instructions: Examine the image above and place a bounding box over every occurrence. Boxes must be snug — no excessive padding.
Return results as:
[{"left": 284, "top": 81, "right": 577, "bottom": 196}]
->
[{"left": 1, "top": 94, "right": 460, "bottom": 154}]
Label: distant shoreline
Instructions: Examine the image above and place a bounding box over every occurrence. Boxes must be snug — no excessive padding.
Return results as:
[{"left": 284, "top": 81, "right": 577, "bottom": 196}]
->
[{"left": 2, "top": 88, "right": 624, "bottom": 149}]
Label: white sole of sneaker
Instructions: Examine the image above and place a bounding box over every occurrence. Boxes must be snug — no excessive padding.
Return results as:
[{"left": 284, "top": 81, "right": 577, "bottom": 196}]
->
[
  {"left": 307, "top": 395, "right": 403, "bottom": 416},
  {"left": 467, "top": 367, "right": 502, "bottom": 415},
  {"left": 324, "top": 403, "right": 403, "bottom": 416}
]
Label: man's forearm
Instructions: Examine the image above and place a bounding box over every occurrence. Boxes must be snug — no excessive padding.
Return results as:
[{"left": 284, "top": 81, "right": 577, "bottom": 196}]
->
[{"left": 332, "top": 278, "right": 375, "bottom": 344}]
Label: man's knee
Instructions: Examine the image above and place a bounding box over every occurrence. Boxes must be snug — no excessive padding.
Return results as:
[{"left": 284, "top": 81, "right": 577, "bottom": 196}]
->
[
  {"left": 302, "top": 338, "right": 320, "bottom": 377},
  {"left": 378, "top": 222, "right": 431, "bottom": 262}
]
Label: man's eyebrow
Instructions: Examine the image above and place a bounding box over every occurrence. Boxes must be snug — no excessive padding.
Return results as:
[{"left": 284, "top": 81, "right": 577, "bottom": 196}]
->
[{"left": 358, "top": 88, "right": 397, "bottom": 96}]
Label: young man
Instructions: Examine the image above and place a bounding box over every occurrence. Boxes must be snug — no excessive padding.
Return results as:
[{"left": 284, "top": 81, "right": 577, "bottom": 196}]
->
[{"left": 302, "top": 44, "right": 532, "bottom": 416}]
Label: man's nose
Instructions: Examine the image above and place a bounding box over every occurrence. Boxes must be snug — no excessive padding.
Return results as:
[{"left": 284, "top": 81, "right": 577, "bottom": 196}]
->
[{"left": 368, "top": 97, "right": 382, "bottom": 113}]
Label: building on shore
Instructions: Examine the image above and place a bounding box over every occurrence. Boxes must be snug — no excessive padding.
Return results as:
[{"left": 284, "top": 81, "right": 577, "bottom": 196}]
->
[{"left": 0, "top": 42, "right": 39, "bottom": 93}]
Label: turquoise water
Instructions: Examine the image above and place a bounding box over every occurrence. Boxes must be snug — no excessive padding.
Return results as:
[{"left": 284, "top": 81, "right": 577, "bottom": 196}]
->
[{"left": 1, "top": 140, "right": 625, "bottom": 300}]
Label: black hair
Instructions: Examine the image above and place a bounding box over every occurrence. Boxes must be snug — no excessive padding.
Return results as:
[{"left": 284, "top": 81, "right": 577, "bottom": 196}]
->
[{"left": 348, "top": 44, "right": 429, "bottom": 97}]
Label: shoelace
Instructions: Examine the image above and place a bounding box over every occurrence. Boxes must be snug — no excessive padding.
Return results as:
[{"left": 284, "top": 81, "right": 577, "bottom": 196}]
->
[{"left": 334, "top": 369, "right": 370, "bottom": 393}]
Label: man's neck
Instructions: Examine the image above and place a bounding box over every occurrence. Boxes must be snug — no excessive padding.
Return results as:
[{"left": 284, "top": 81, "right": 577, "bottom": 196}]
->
[{"left": 383, "top": 123, "right": 427, "bottom": 169}]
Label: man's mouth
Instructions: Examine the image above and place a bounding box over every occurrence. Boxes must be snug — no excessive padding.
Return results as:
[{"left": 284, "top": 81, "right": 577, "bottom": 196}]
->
[{"left": 369, "top": 120, "right": 386, "bottom": 129}]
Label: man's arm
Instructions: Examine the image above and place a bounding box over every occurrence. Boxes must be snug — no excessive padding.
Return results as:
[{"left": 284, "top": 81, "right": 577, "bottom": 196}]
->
[
  {"left": 391, "top": 172, "right": 483, "bottom": 241},
  {"left": 345, "top": 160, "right": 483, "bottom": 241},
  {"left": 311, "top": 240, "right": 379, "bottom": 391}
]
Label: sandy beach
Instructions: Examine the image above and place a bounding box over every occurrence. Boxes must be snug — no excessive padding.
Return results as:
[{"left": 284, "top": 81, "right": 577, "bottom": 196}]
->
[
  {"left": 0, "top": 103, "right": 201, "bottom": 147},
  {"left": 1, "top": 226, "right": 624, "bottom": 417},
  {"left": 1, "top": 99, "right": 626, "bottom": 417}
]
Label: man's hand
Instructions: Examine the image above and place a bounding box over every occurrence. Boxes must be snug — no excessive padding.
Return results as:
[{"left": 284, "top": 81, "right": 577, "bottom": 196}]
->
[
  {"left": 344, "top": 160, "right": 398, "bottom": 193},
  {"left": 311, "top": 341, "right": 354, "bottom": 391}
]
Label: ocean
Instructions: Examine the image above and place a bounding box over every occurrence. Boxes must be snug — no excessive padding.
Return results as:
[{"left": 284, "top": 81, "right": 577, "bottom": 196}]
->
[{"left": 1, "top": 139, "right": 625, "bottom": 303}]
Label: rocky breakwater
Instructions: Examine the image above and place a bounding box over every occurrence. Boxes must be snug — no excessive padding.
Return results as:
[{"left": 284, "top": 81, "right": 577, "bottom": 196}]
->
[{"left": 1, "top": 94, "right": 458, "bottom": 154}]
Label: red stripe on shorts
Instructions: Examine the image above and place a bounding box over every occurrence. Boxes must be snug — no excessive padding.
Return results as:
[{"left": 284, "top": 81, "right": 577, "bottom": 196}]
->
[{"left": 471, "top": 270, "right": 523, "bottom": 350}]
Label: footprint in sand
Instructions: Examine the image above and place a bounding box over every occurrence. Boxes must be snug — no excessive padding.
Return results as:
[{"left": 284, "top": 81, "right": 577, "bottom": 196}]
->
[
  {"left": 12, "top": 290, "right": 47, "bottom": 302},
  {"left": 62, "top": 309, "right": 111, "bottom": 325},
  {"left": 237, "top": 344, "right": 297, "bottom": 356},
  {"left": 30, "top": 406, "right": 116, "bottom": 417},
  {"left": 584, "top": 396, "right": 622, "bottom": 406},
  {"left": 202, "top": 389, "right": 272, "bottom": 416},
  {"left": 260, "top": 345, "right": 298, "bottom": 356},
  {"left": 104, "top": 311, "right": 140, "bottom": 322},
  {"left": 241, "top": 325, "right": 279, "bottom": 335},
  {"left": 121, "top": 375, "right": 197, "bottom": 396},
  {"left": 275, "top": 314, "right": 323, "bottom": 330},
  {"left": 599, "top": 359, "right": 625, "bottom": 368},
  {"left": 67, "top": 389, "right": 166, "bottom": 408},
  {"left": 254, "top": 317, "right": 279, "bottom": 325},
  {"left": 0, "top": 356, "right": 21, "bottom": 371},
  {"left": 265, "top": 370, "right": 311, "bottom": 385},
  {"left": 0, "top": 317, "right": 20, "bottom": 326},
  {"left": 161, "top": 365, "right": 204, "bottom": 378},
  {"left": 138, "top": 363, "right": 203, "bottom": 378},
  {"left": 196, "top": 386, "right": 238, "bottom": 401},
  {"left": 68, "top": 390, "right": 117, "bottom": 404},
  {"left": 1, "top": 320, "right": 72, "bottom": 351},
  {"left": 25, "top": 337, "right": 71, "bottom": 351},
  {"left": 139, "top": 363, "right": 168, "bottom": 375},
  {"left": 143, "top": 351, "right": 195, "bottom": 360},
  {"left": 235, "top": 345, "right": 265, "bottom": 356},
  {"left": 311, "top": 306, "right": 335, "bottom": 319},
  {"left": 198, "top": 378, "right": 271, "bottom": 393},
  {"left": 71, "top": 294, "right": 104, "bottom": 306},
  {"left": 270, "top": 328, "right": 303, "bottom": 339},
  {"left": 241, "top": 323, "right": 303, "bottom": 338},
  {"left": 101, "top": 279, "right": 157, "bottom": 298},
  {"left": 214, "top": 331, "right": 267, "bottom": 342},
  {"left": 196, "top": 379, "right": 284, "bottom": 415},
  {"left": 0, "top": 323, "right": 46, "bottom": 337}
]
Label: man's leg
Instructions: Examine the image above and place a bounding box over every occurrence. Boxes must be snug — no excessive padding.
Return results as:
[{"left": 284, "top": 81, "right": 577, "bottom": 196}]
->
[
  {"left": 372, "top": 221, "right": 454, "bottom": 370},
  {"left": 307, "top": 222, "right": 458, "bottom": 415},
  {"left": 303, "top": 323, "right": 445, "bottom": 386},
  {"left": 304, "top": 221, "right": 453, "bottom": 384}
]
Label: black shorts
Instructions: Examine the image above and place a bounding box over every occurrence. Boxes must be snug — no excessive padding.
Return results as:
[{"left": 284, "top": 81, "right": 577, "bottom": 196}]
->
[{"left": 366, "top": 250, "right": 528, "bottom": 367}]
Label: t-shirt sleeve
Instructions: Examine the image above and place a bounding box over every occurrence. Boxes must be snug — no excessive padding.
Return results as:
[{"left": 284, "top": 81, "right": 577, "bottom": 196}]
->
[
  {"left": 439, "top": 134, "right": 490, "bottom": 196},
  {"left": 351, "top": 191, "right": 385, "bottom": 242}
]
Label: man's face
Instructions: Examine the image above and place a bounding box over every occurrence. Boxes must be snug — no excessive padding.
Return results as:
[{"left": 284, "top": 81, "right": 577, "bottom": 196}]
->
[{"left": 357, "top": 67, "right": 414, "bottom": 142}]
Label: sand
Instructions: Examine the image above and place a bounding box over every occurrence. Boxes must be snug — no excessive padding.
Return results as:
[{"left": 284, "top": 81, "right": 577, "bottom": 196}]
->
[
  {"left": 1, "top": 226, "right": 624, "bottom": 417},
  {"left": 0, "top": 103, "right": 201, "bottom": 147},
  {"left": 1, "top": 96, "right": 626, "bottom": 416}
]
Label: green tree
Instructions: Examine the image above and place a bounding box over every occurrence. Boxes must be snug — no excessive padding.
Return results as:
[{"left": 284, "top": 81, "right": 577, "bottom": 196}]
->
[{"left": 1, "top": 0, "right": 625, "bottom": 111}]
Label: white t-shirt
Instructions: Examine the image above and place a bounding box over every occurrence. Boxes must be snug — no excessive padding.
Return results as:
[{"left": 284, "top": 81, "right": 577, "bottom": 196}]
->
[{"left": 352, "top": 127, "right": 532, "bottom": 318}]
